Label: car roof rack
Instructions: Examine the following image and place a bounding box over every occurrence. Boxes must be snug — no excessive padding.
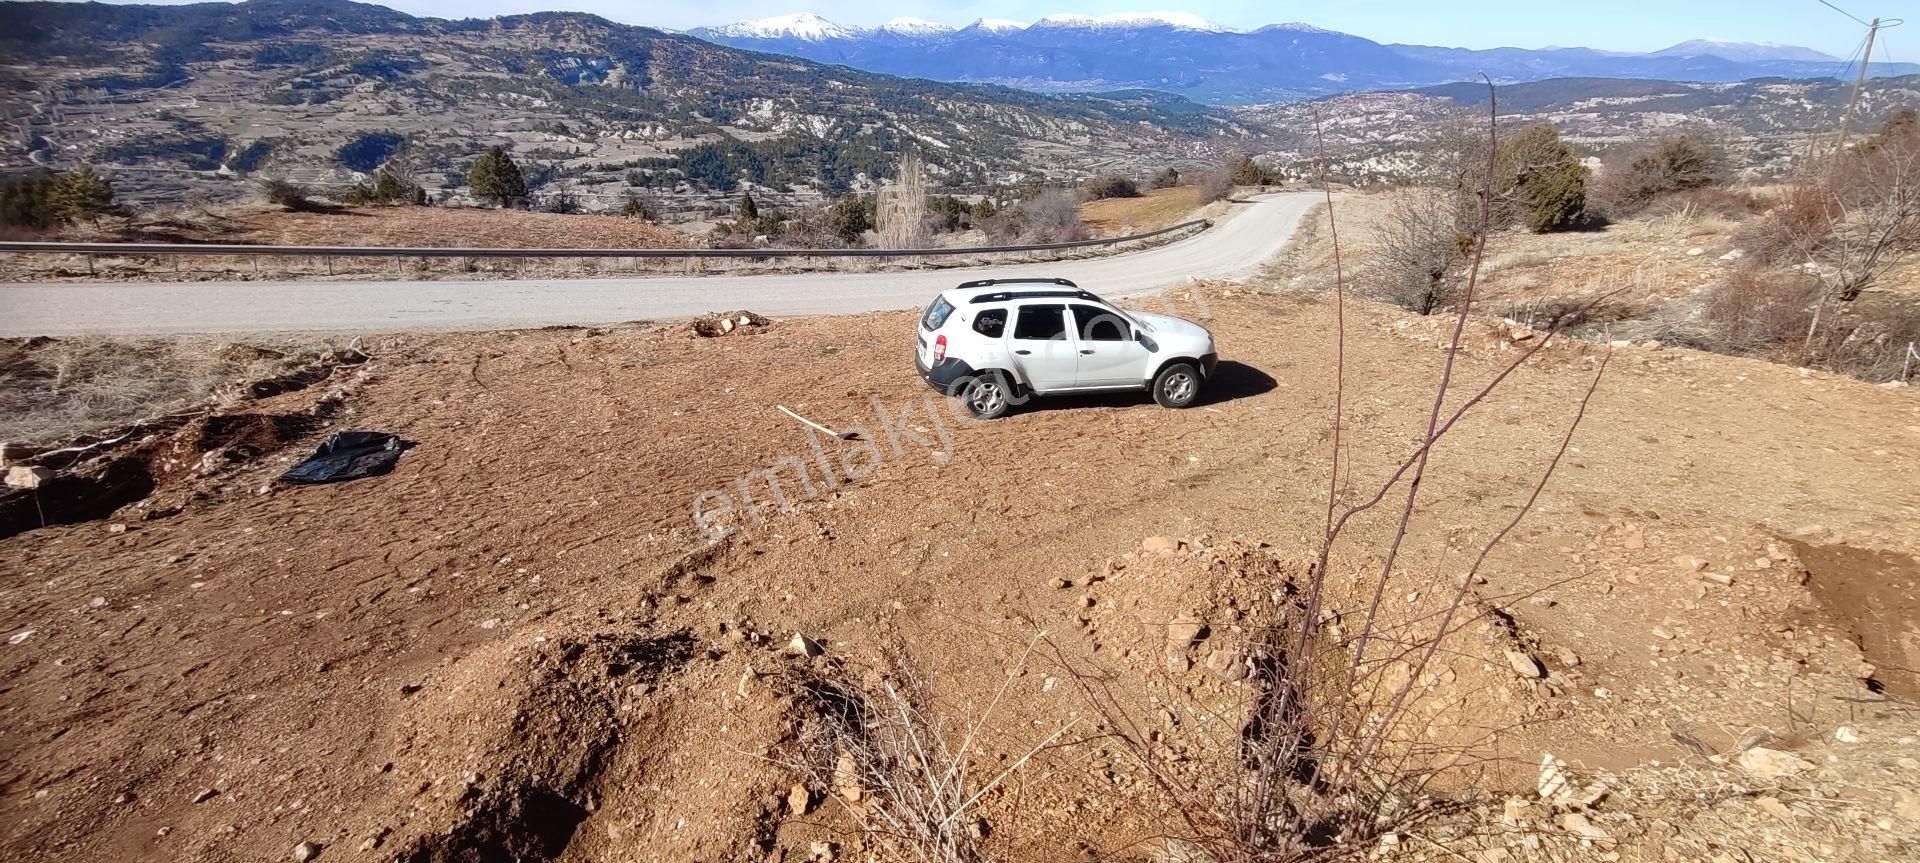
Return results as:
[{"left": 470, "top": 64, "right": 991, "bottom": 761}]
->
[
  {"left": 966, "top": 289, "right": 1099, "bottom": 304},
  {"left": 956, "top": 277, "right": 1079, "bottom": 290}
]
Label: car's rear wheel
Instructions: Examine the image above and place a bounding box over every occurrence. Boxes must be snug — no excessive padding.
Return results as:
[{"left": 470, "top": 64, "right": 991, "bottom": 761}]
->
[
  {"left": 961, "top": 372, "right": 1012, "bottom": 420},
  {"left": 1153, "top": 362, "right": 1201, "bottom": 409}
]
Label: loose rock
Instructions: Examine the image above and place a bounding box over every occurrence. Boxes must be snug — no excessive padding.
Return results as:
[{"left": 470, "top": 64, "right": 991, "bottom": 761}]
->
[
  {"left": 1737, "top": 746, "right": 1814, "bottom": 778},
  {"left": 4, "top": 465, "right": 52, "bottom": 489},
  {"left": 1504, "top": 650, "right": 1544, "bottom": 679},
  {"left": 786, "top": 633, "right": 824, "bottom": 658}
]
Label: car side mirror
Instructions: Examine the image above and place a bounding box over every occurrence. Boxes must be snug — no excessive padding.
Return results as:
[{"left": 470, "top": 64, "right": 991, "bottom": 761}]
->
[{"left": 1136, "top": 331, "right": 1158, "bottom": 352}]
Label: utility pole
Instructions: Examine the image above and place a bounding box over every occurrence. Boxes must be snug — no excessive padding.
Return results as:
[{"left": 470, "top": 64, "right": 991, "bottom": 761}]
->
[{"left": 1831, "top": 17, "right": 1881, "bottom": 163}]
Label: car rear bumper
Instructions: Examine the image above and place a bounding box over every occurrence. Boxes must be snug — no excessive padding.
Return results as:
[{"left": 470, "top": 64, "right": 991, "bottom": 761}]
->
[{"left": 915, "top": 351, "right": 976, "bottom": 394}]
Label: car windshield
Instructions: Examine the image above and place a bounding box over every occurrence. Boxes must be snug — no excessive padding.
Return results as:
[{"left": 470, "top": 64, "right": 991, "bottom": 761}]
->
[{"left": 921, "top": 295, "right": 956, "bottom": 331}]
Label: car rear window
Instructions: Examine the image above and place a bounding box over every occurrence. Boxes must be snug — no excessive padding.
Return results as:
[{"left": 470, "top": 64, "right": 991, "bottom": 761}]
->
[{"left": 921, "top": 296, "right": 956, "bottom": 331}]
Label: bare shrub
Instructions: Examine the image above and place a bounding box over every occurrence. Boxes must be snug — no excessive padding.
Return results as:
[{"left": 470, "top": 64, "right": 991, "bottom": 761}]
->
[
  {"left": 1193, "top": 169, "right": 1233, "bottom": 203},
  {"left": 1696, "top": 265, "right": 1822, "bottom": 355},
  {"left": 1805, "top": 115, "right": 1920, "bottom": 302},
  {"left": 1080, "top": 174, "right": 1141, "bottom": 200},
  {"left": 1503, "top": 291, "right": 1659, "bottom": 332},
  {"left": 1693, "top": 264, "right": 1918, "bottom": 381},
  {"left": 1732, "top": 184, "right": 1834, "bottom": 263},
  {"left": 1371, "top": 188, "right": 1471, "bottom": 315},
  {"left": 1808, "top": 297, "right": 1920, "bottom": 381},
  {"left": 997, "top": 190, "right": 1088, "bottom": 244},
  {"left": 260, "top": 178, "right": 322, "bottom": 213},
  {"left": 1149, "top": 167, "right": 1181, "bottom": 189},
  {"left": 1654, "top": 186, "right": 1766, "bottom": 220},
  {"left": 780, "top": 645, "right": 1071, "bottom": 863},
  {"left": 1596, "top": 134, "right": 1729, "bottom": 216},
  {"left": 1072, "top": 84, "right": 1616, "bottom": 862}
]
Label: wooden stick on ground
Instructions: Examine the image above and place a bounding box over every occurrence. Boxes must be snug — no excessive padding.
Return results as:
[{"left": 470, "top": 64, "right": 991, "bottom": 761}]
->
[{"left": 777, "top": 405, "right": 857, "bottom": 440}]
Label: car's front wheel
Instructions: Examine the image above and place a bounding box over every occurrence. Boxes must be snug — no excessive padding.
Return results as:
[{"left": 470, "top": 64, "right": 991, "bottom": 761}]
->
[
  {"left": 1152, "top": 362, "right": 1201, "bottom": 409},
  {"left": 961, "top": 372, "right": 1013, "bottom": 420}
]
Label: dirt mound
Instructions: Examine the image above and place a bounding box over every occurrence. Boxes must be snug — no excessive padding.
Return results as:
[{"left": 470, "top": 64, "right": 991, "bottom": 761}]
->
[
  {"left": 382, "top": 631, "right": 698, "bottom": 862},
  {"left": 1085, "top": 538, "right": 1543, "bottom": 787},
  {"left": 690, "top": 311, "right": 773, "bottom": 338}
]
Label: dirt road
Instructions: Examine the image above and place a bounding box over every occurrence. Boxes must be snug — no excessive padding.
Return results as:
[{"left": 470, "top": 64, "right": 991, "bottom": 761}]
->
[{"left": 0, "top": 193, "right": 1320, "bottom": 336}]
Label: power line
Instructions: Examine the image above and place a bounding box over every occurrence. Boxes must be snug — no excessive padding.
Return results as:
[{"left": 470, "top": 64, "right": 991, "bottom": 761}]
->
[{"left": 1818, "top": 0, "right": 1871, "bottom": 28}]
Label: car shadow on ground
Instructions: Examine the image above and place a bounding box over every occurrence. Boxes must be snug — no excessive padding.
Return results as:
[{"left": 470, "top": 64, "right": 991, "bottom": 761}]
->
[{"left": 1009, "top": 360, "right": 1278, "bottom": 415}]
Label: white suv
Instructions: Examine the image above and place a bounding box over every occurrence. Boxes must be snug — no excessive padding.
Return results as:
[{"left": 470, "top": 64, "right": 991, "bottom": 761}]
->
[{"left": 914, "top": 277, "right": 1218, "bottom": 419}]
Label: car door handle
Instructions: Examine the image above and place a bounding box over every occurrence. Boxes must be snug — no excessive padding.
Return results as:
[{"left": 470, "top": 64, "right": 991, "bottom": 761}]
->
[
  {"left": 1014, "top": 349, "right": 1031, "bottom": 355},
  {"left": 1079, "top": 349, "right": 1095, "bottom": 355}
]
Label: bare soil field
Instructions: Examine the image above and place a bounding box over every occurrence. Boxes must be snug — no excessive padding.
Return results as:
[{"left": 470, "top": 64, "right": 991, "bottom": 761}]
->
[
  {"left": 234, "top": 207, "right": 689, "bottom": 250},
  {"left": 1, "top": 280, "right": 1916, "bottom": 862},
  {"left": 1080, "top": 187, "right": 1211, "bottom": 238}
]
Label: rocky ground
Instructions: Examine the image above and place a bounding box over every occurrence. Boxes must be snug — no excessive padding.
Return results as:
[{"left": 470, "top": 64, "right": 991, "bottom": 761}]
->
[{"left": 0, "top": 281, "right": 1915, "bottom": 862}]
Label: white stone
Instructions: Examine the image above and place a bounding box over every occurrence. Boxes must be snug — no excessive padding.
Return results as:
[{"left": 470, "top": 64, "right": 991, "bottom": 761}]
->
[{"left": 5, "top": 465, "right": 52, "bottom": 489}]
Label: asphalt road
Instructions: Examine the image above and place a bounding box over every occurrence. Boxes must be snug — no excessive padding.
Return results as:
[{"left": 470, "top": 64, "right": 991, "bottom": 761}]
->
[{"left": 0, "top": 192, "right": 1321, "bottom": 336}]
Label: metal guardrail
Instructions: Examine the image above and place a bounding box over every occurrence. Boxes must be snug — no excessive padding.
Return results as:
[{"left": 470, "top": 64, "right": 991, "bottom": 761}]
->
[{"left": 0, "top": 218, "right": 1210, "bottom": 261}]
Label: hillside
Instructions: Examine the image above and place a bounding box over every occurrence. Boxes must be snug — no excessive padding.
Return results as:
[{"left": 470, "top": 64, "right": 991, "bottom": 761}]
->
[
  {"left": 0, "top": 0, "right": 1252, "bottom": 209},
  {"left": 1237, "top": 75, "right": 1920, "bottom": 182}
]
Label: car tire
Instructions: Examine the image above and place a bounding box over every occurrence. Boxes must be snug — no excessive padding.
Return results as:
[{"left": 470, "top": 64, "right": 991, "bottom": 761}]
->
[
  {"left": 1152, "top": 362, "right": 1201, "bottom": 409},
  {"left": 961, "top": 372, "right": 1013, "bottom": 420}
]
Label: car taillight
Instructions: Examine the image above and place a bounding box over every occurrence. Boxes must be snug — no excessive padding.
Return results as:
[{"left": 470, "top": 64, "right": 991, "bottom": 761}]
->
[{"left": 933, "top": 334, "right": 948, "bottom": 362}]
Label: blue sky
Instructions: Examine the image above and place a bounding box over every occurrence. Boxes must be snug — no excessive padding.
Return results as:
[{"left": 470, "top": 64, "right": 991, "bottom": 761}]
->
[{"left": 107, "top": 0, "right": 1889, "bottom": 57}]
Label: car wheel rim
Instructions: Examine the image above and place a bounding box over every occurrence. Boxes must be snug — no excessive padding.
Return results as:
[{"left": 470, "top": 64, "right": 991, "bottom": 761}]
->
[
  {"left": 1164, "top": 372, "right": 1194, "bottom": 403},
  {"left": 970, "top": 381, "right": 1003, "bottom": 414}
]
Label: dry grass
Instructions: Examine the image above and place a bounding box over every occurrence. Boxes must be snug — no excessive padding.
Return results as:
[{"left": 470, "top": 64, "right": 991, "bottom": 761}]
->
[
  {"left": 1080, "top": 186, "right": 1208, "bottom": 237},
  {"left": 0, "top": 336, "right": 327, "bottom": 444},
  {"left": 236, "top": 205, "right": 687, "bottom": 249},
  {"left": 779, "top": 642, "right": 1074, "bottom": 863}
]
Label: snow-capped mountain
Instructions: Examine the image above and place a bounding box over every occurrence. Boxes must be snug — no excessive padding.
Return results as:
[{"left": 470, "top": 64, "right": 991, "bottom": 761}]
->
[
  {"left": 1029, "top": 12, "right": 1233, "bottom": 33},
  {"left": 688, "top": 11, "right": 1915, "bottom": 104},
  {"left": 965, "top": 18, "right": 1027, "bottom": 34},
  {"left": 879, "top": 17, "right": 954, "bottom": 36},
  {"left": 707, "top": 12, "right": 858, "bottom": 41},
  {"left": 1649, "top": 39, "right": 1839, "bottom": 63}
]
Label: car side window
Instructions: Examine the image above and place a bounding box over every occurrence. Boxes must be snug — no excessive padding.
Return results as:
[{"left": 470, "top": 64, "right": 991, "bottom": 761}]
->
[
  {"left": 1012, "top": 304, "right": 1067, "bottom": 340},
  {"left": 973, "top": 308, "right": 1007, "bottom": 337},
  {"left": 1072, "top": 304, "right": 1129, "bottom": 341}
]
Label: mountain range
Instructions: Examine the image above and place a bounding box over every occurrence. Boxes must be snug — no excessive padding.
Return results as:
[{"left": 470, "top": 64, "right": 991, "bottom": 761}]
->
[
  {"left": 0, "top": 0, "right": 1250, "bottom": 206},
  {"left": 688, "top": 12, "right": 1917, "bottom": 104}
]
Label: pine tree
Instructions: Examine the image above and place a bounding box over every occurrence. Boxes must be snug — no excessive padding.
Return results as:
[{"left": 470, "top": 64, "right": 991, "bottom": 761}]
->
[
  {"left": 1493, "top": 125, "right": 1589, "bottom": 233},
  {"left": 48, "top": 164, "right": 114, "bottom": 224},
  {"left": 467, "top": 145, "right": 527, "bottom": 208},
  {"left": 738, "top": 191, "right": 758, "bottom": 221}
]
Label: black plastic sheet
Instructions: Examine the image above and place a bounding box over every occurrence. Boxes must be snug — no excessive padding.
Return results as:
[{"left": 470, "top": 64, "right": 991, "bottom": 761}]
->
[{"left": 280, "top": 431, "right": 406, "bottom": 484}]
